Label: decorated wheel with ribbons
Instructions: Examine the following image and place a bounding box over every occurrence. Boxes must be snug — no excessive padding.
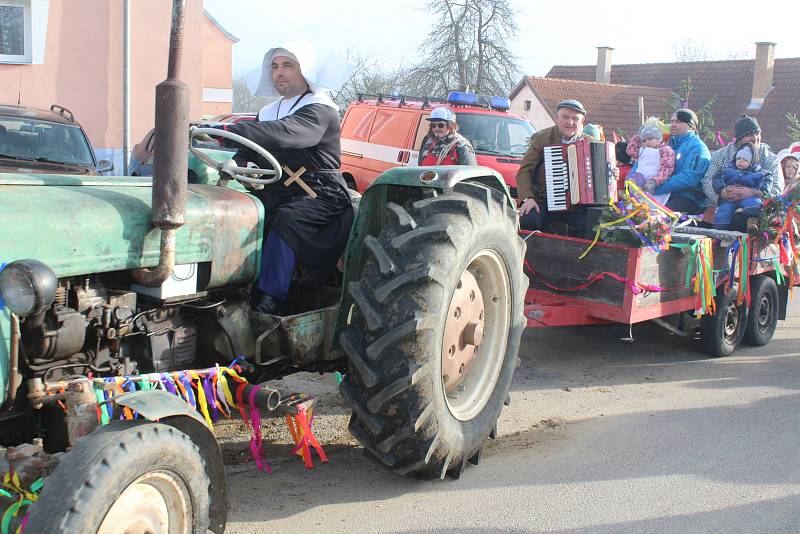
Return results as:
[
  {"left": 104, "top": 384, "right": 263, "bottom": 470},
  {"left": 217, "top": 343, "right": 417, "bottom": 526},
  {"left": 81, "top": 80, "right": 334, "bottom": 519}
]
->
[
  {"left": 339, "top": 182, "right": 526, "bottom": 479},
  {"left": 26, "top": 421, "right": 211, "bottom": 534}
]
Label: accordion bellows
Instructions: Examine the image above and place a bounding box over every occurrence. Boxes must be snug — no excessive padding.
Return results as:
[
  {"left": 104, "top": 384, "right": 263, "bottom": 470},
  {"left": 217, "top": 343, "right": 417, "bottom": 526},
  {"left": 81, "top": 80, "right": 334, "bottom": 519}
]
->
[{"left": 544, "top": 140, "right": 618, "bottom": 211}]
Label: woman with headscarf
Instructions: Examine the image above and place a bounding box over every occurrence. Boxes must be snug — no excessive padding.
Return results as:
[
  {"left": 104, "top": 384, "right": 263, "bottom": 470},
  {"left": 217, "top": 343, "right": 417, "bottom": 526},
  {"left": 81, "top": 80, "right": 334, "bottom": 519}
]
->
[
  {"left": 417, "top": 107, "right": 477, "bottom": 166},
  {"left": 777, "top": 145, "right": 800, "bottom": 192},
  {"left": 215, "top": 42, "right": 355, "bottom": 314}
]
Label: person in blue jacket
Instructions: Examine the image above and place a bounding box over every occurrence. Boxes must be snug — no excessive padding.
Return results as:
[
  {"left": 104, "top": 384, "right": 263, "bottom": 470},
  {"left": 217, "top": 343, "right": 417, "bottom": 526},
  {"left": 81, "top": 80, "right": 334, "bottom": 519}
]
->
[{"left": 631, "top": 108, "right": 710, "bottom": 214}]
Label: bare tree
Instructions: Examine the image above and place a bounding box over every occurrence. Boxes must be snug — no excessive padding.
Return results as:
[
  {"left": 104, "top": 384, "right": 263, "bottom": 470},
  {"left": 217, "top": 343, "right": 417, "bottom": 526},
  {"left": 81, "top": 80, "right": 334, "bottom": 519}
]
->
[
  {"left": 231, "top": 73, "right": 275, "bottom": 113},
  {"left": 674, "top": 39, "right": 749, "bottom": 62},
  {"left": 407, "top": 0, "right": 519, "bottom": 97},
  {"left": 331, "top": 47, "right": 409, "bottom": 110},
  {"left": 673, "top": 38, "right": 711, "bottom": 62},
  {"left": 726, "top": 45, "right": 749, "bottom": 60}
]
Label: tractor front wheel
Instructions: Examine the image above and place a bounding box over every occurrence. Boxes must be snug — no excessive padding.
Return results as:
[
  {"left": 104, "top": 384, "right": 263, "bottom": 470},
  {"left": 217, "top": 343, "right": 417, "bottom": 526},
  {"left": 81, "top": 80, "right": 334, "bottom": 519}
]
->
[
  {"left": 340, "top": 182, "right": 526, "bottom": 479},
  {"left": 26, "top": 421, "right": 210, "bottom": 534}
]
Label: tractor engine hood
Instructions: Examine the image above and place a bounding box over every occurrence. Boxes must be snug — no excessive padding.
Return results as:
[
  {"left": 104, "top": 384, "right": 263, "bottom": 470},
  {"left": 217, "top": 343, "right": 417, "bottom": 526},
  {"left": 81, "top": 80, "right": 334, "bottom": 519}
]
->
[{"left": 0, "top": 174, "right": 263, "bottom": 289}]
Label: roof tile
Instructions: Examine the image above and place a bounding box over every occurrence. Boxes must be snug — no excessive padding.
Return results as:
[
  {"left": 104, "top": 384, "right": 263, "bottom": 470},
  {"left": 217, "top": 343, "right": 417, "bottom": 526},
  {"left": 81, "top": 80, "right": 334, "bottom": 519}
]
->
[
  {"left": 522, "top": 76, "right": 672, "bottom": 139},
  {"left": 545, "top": 58, "right": 800, "bottom": 150}
]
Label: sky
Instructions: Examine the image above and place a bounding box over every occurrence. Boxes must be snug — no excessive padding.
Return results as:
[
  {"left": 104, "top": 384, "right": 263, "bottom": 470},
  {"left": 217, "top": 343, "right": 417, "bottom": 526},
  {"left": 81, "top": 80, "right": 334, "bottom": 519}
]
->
[{"left": 205, "top": 0, "right": 800, "bottom": 87}]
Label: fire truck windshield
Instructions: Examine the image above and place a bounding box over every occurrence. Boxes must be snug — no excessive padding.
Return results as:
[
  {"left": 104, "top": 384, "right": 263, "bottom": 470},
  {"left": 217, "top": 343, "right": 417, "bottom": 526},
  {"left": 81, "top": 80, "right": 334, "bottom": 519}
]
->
[{"left": 455, "top": 113, "right": 534, "bottom": 158}]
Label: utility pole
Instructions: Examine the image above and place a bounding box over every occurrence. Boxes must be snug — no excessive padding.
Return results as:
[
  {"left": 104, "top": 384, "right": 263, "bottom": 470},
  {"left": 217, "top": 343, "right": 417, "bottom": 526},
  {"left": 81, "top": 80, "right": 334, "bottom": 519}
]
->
[{"left": 123, "top": 0, "right": 131, "bottom": 175}]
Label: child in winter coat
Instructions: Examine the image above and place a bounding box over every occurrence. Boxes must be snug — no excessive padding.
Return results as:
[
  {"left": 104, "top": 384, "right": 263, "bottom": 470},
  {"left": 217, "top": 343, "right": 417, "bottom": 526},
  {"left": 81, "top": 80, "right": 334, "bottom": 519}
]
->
[
  {"left": 626, "top": 124, "right": 675, "bottom": 193},
  {"left": 712, "top": 143, "right": 765, "bottom": 229}
]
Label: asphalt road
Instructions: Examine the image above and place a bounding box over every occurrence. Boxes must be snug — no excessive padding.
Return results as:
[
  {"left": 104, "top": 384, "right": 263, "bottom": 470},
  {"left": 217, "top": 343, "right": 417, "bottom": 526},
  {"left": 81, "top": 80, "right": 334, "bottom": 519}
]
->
[{"left": 222, "top": 295, "right": 800, "bottom": 533}]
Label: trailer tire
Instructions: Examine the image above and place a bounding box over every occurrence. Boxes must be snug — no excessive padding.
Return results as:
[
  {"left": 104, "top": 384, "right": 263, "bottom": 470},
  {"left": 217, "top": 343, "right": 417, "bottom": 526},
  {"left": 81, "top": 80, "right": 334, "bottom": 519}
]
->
[
  {"left": 340, "top": 182, "right": 526, "bottom": 479},
  {"left": 743, "top": 275, "right": 779, "bottom": 346},
  {"left": 700, "top": 287, "right": 749, "bottom": 357},
  {"left": 26, "top": 421, "right": 210, "bottom": 534}
]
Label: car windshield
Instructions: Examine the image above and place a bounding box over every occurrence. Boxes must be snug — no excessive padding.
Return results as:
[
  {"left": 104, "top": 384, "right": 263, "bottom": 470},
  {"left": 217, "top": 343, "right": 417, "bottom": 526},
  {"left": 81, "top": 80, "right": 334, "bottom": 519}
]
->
[
  {"left": 0, "top": 117, "right": 95, "bottom": 167},
  {"left": 455, "top": 113, "right": 535, "bottom": 157}
]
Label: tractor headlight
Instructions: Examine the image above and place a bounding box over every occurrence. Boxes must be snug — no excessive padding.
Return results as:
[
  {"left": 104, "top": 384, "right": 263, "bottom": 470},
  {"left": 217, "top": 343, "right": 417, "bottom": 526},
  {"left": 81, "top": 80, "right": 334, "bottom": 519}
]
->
[{"left": 0, "top": 260, "right": 57, "bottom": 317}]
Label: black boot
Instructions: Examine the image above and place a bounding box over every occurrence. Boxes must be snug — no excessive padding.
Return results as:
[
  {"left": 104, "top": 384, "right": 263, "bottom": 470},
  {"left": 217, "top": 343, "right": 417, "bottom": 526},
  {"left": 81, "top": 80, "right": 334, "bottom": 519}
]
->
[{"left": 251, "top": 290, "right": 283, "bottom": 315}]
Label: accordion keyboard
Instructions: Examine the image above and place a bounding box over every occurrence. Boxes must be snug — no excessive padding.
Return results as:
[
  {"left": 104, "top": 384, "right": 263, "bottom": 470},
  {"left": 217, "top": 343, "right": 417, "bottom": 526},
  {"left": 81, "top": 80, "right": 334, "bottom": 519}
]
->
[{"left": 544, "top": 145, "right": 568, "bottom": 211}]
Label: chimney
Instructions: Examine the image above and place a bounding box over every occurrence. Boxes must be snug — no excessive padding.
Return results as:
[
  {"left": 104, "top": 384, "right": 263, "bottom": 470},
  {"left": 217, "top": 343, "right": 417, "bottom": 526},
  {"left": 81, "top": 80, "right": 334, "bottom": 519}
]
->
[
  {"left": 749, "top": 41, "right": 776, "bottom": 109},
  {"left": 596, "top": 46, "right": 614, "bottom": 84}
]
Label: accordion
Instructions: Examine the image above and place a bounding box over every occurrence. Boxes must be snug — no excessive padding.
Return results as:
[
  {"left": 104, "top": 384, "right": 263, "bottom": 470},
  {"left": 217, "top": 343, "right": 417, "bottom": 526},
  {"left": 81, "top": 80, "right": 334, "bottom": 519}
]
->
[{"left": 543, "top": 140, "right": 618, "bottom": 211}]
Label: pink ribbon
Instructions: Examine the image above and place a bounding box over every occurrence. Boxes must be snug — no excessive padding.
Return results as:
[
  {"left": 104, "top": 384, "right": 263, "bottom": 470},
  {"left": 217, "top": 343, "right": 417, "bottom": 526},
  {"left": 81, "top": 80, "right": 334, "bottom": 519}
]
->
[{"left": 247, "top": 387, "right": 271, "bottom": 474}]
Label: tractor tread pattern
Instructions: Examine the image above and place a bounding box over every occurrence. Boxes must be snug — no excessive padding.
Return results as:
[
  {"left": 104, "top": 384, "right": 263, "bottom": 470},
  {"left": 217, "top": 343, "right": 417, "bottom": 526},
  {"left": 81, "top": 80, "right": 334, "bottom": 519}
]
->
[{"left": 339, "top": 182, "right": 526, "bottom": 479}]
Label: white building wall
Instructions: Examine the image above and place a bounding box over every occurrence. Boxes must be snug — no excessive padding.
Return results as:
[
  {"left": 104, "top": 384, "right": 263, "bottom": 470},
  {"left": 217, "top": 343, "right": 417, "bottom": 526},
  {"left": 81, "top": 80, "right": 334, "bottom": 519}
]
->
[{"left": 510, "top": 85, "right": 555, "bottom": 131}]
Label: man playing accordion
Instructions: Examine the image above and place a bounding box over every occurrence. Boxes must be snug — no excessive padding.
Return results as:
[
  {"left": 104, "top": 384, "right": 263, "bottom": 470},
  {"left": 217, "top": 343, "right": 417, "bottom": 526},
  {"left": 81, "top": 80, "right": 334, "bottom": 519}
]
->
[{"left": 516, "top": 99, "right": 599, "bottom": 233}]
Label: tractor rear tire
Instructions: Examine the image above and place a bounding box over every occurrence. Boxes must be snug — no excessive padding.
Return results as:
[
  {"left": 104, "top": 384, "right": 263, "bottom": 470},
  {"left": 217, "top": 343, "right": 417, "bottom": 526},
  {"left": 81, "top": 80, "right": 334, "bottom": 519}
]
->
[
  {"left": 26, "top": 421, "right": 210, "bottom": 534},
  {"left": 340, "top": 182, "right": 526, "bottom": 479}
]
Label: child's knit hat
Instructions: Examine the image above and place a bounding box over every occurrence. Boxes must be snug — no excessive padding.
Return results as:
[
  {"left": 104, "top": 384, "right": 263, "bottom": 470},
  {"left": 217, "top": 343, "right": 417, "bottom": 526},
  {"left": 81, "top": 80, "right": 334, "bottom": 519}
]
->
[
  {"left": 736, "top": 144, "right": 754, "bottom": 164},
  {"left": 639, "top": 124, "right": 662, "bottom": 142}
]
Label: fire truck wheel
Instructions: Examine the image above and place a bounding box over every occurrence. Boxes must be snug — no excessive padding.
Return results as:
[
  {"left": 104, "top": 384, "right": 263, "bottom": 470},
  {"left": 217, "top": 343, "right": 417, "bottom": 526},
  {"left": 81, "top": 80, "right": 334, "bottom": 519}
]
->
[
  {"left": 26, "top": 421, "right": 210, "bottom": 534},
  {"left": 743, "top": 275, "right": 779, "bottom": 346},
  {"left": 340, "top": 182, "right": 526, "bottom": 479},
  {"left": 700, "top": 287, "right": 749, "bottom": 357}
]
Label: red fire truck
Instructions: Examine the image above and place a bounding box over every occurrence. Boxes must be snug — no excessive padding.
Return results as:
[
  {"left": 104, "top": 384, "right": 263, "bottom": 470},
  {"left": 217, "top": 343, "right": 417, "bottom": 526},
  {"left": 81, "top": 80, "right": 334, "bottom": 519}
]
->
[{"left": 340, "top": 91, "right": 535, "bottom": 195}]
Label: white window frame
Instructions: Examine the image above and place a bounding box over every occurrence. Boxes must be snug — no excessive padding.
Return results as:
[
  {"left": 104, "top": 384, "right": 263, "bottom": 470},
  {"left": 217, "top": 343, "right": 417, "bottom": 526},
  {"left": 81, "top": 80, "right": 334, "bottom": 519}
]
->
[{"left": 0, "top": 0, "right": 32, "bottom": 64}]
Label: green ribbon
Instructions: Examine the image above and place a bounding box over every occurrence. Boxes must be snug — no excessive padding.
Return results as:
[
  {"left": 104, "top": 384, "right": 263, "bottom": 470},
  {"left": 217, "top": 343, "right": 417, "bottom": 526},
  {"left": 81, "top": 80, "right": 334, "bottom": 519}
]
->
[
  {"left": 740, "top": 237, "right": 749, "bottom": 300},
  {"left": 94, "top": 387, "right": 109, "bottom": 425},
  {"left": 29, "top": 479, "right": 43, "bottom": 494},
  {"left": 773, "top": 257, "right": 785, "bottom": 285},
  {"left": 669, "top": 241, "right": 700, "bottom": 289},
  {"left": 0, "top": 499, "right": 32, "bottom": 534},
  {"left": 672, "top": 239, "right": 716, "bottom": 314}
]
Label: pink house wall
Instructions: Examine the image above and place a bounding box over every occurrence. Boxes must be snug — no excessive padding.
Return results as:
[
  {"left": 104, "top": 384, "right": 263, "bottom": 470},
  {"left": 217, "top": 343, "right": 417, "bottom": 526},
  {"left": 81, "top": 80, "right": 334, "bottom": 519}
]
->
[
  {"left": 201, "top": 14, "right": 234, "bottom": 117},
  {"left": 0, "top": 0, "right": 234, "bottom": 172}
]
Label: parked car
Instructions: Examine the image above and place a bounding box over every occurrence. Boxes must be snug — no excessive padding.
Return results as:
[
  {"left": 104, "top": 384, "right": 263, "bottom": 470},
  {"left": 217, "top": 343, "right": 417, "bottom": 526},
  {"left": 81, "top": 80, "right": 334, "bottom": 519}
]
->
[
  {"left": 0, "top": 104, "right": 112, "bottom": 175},
  {"left": 340, "top": 92, "right": 535, "bottom": 194},
  {"left": 129, "top": 127, "right": 241, "bottom": 188}
]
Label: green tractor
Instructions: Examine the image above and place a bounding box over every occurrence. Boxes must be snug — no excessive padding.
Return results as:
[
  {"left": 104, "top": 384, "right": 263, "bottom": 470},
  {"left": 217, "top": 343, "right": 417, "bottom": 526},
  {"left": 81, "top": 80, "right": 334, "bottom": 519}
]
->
[{"left": 0, "top": 4, "right": 526, "bottom": 532}]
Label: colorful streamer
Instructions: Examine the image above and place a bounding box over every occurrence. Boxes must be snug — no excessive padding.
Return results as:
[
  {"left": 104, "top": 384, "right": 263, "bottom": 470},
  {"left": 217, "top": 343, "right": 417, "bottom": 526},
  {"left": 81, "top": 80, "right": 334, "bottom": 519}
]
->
[
  {"left": 580, "top": 180, "right": 679, "bottom": 259},
  {"left": 88, "top": 364, "right": 327, "bottom": 473}
]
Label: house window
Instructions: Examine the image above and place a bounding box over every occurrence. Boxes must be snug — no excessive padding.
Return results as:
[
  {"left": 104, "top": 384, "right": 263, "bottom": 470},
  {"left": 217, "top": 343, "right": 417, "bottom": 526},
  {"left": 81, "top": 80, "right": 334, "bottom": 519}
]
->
[
  {"left": 0, "top": 0, "right": 31, "bottom": 63},
  {"left": 524, "top": 100, "right": 531, "bottom": 111}
]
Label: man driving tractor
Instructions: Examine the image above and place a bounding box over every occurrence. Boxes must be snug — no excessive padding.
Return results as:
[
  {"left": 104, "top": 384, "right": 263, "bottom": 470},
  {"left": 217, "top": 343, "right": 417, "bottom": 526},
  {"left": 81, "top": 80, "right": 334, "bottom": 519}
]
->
[{"left": 214, "top": 42, "right": 354, "bottom": 315}]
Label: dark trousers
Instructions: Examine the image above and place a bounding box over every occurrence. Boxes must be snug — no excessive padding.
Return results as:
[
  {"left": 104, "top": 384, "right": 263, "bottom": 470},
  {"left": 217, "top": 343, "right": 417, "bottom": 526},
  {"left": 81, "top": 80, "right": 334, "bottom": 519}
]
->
[
  {"left": 257, "top": 231, "right": 296, "bottom": 301},
  {"left": 665, "top": 195, "right": 703, "bottom": 215},
  {"left": 520, "top": 202, "right": 587, "bottom": 236}
]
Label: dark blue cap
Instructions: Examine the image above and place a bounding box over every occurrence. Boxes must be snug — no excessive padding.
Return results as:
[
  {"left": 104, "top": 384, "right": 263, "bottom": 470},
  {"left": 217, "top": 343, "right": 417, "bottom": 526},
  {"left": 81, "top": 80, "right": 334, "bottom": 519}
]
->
[{"left": 556, "top": 99, "right": 586, "bottom": 115}]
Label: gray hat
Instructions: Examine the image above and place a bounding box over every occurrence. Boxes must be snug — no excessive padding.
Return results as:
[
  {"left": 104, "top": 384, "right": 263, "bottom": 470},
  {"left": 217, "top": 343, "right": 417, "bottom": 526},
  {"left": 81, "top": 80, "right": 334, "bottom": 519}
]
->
[
  {"left": 736, "top": 144, "right": 754, "bottom": 164},
  {"left": 639, "top": 124, "right": 663, "bottom": 142},
  {"left": 556, "top": 99, "right": 586, "bottom": 115}
]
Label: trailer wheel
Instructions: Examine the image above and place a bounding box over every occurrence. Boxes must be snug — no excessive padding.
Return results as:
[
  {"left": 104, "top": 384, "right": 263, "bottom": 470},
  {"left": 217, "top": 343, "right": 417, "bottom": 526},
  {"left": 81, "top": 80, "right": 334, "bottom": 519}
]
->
[
  {"left": 743, "top": 275, "right": 779, "bottom": 346},
  {"left": 700, "top": 287, "right": 749, "bottom": 357},
  {"left": 26, "top": 421, "right": 210, "bottom": 534},
  {"left": 340, "top": 182, "right": 526, "bottom": 479}
]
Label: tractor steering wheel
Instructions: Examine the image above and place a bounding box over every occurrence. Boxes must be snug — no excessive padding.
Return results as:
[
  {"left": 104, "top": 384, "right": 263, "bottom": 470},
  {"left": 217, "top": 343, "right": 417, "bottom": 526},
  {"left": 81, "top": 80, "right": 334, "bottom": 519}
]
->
[{"left": 189, "top": 127, "right": 283, "bottom": 185}]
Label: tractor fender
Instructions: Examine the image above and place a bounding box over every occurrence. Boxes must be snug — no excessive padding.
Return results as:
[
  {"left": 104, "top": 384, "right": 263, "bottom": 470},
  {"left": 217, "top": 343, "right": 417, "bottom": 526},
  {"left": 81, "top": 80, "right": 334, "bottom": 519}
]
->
[
  {"left": 112, "top": 389, "right": 207, "bottom": 427},
  {"left": 369, "top": 165, "right": 511, "bottom": 202},
  {"left": 111, "top": 390, "right": 228, "bottom": 534}
]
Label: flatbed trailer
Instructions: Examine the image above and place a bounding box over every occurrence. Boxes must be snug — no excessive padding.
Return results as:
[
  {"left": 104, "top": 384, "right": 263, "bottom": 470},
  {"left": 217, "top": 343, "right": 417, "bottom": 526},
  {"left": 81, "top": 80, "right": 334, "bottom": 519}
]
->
[{"left": 522, "top": 229, "right": 797, "bottom": 356}]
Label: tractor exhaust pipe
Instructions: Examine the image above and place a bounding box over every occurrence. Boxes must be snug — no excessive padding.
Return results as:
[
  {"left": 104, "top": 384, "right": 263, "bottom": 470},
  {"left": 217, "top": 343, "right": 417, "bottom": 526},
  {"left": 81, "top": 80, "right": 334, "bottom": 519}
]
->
[{"left": 132, "top": 0, "right": 189, "bottom": 287}]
